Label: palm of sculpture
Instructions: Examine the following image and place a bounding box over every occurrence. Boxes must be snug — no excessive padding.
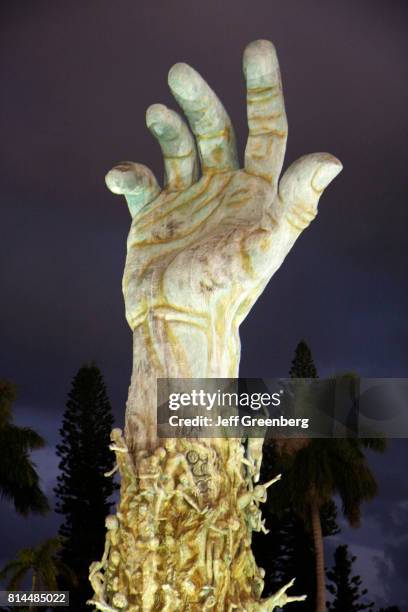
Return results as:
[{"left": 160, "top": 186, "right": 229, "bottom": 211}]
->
[{"left": 89, "top": 40, "right": 342, "bottom": 611}]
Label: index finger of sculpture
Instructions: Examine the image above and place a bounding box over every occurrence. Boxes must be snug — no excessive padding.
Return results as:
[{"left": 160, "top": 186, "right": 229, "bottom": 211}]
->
[
  {"left": 243, "top": 39, "right": 288, "bottom": 185},
  {"left": 146, "top": 104, "right": 198, "bottom": 192},
  {"left": 105, "top": 162, "right": 160, "bottom": 218},
  {"left": 168, "top": 62, "right": 238, "bottom": 174}
]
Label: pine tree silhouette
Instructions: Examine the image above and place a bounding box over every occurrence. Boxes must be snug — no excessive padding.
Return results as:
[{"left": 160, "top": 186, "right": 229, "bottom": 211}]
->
[
  {"left": 55, "top": 363, "right": 117, "bottom": 610},
  {"left": 327, "top": 544, "right": 374, "bottom": 611},
  {"left": 289, "top": 340, "right": 318, "bottom": 378}
]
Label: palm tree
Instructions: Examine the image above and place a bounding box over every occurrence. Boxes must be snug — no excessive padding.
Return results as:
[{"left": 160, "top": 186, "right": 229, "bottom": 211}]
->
[
  {"left": 0, "top": 538, "right": 76, "bottom": 611},
  {"left": 268, "top": 436, "right": 386, "bottom": 612},
  {"left": 0, "top": 380, "right": 49, "bottom": 515},
  {"left": 265, "top": 343, "right": 387, "bottom": 612}
]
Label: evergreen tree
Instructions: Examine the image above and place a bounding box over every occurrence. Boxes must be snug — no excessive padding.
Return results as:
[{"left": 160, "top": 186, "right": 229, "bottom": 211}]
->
[
  {"left": 289, "top": 340, "right": 318, "bottom": 378},
  {"left": 326, "top": 545, "right": 374, "bottom": 611},
  {"left": 276, "top": 340, "right": 318, "bottom": 456},
  {"left": 55, "top": 364, "right": 117, "bottom": 610},
  {"left": 0, "top": 380, "right": 49, "bottom": 515}
]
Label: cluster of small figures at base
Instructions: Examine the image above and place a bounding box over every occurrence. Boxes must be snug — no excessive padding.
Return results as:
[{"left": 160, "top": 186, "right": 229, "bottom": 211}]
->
[{"left": 87, "top": 430, "right": 305, "bottom": 612}]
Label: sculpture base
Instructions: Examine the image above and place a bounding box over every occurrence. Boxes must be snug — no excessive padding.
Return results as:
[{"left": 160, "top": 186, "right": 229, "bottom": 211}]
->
[{"left": 88, "top": 430, "right": 305, "bottom": 611}]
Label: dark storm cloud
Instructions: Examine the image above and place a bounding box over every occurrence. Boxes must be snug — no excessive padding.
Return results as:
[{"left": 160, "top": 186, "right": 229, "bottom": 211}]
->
[{"left": 1, "top": 0, "right": 407, "bottom": 607}]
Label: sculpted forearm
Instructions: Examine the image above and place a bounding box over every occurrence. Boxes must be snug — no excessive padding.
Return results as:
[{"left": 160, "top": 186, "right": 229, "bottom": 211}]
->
[{"left": 126, "top": 309, "right": 241, "bottom": 450}]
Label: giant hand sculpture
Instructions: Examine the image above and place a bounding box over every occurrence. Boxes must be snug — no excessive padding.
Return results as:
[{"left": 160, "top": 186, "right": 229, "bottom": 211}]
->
[
  {"left": 106, "top": 40, "right": 342, "bottom": 452},
  {"left": 90, "top": 40, "right": 342, "bottom": 611}
]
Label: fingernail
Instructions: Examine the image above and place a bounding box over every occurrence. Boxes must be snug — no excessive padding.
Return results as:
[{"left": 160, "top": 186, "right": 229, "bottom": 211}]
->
[
  {"left": 105, "top": 164, "right": 140, "bottom": 194},
  {"left": 312, "top": 157, "right": 343, "bottom": 191}
]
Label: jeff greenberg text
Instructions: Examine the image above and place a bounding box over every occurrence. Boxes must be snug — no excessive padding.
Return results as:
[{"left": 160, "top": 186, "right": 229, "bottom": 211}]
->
[{"left": 168, "top": 414, "right": 310, "bottom": 428}]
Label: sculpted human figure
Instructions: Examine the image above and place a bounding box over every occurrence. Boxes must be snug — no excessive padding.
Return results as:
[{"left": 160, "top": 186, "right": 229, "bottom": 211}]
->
[{"left": 91, "top": 38, "right": 342, "bottom": 611}]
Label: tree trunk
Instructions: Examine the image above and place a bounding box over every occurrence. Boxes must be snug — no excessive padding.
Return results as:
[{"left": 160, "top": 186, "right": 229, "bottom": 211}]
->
[
  {"left": 310, "top": 500, "right": 326, "bottom": 612},
  {"left": 29, "top": 572, "right": 37, "bottom": 612}
]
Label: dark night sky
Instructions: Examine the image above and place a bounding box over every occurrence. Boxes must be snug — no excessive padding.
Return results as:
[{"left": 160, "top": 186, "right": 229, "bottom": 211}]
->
[{"left": 1, "top": 1, "right": 407, "bottom": 608}]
